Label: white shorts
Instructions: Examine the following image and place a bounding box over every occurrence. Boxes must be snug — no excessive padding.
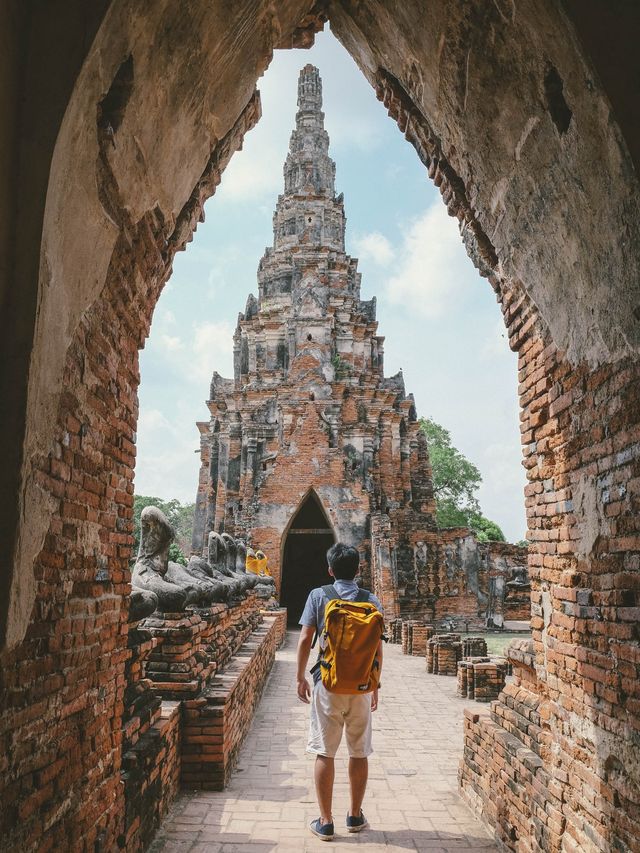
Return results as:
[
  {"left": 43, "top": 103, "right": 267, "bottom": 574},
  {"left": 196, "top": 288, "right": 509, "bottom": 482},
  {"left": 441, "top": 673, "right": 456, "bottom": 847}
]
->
[{"left": 307, "top": 681, "right": 373, "bottom": 759}]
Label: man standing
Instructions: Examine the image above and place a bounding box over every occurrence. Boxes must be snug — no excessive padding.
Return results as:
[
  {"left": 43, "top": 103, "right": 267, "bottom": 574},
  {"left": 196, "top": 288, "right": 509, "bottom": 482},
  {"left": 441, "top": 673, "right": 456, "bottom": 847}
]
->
[{"left": 296, "top": 543, "right": 383, "bottom": 841}]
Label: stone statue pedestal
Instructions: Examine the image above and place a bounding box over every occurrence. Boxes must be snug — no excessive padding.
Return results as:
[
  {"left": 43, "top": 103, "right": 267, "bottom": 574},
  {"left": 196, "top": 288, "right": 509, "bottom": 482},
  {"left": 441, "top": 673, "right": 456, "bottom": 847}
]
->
[
  {"left": 201, "top": 593, "right": 263, "bottom": 673},
  {"left": 142, "top": 594, "right": 263, "bottom": 700},
  {"left": 143, "top": 611, "right": 214, "bottom": 700},
  {"left": 122, "top": 623, "right": 163, "bottom": 752}
]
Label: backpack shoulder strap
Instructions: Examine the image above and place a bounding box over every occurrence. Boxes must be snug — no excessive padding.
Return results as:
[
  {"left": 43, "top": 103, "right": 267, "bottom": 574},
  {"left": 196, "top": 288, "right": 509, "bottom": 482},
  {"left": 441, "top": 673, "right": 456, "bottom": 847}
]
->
[
  {"left": 322, "top": 584, "right": 339, "bottom": 600},
  {"left": 312, "top": 586, "right": 339, "bottom": 650},
  {"left": 354, "top": 587, "right": 372, "bottom": 603}
]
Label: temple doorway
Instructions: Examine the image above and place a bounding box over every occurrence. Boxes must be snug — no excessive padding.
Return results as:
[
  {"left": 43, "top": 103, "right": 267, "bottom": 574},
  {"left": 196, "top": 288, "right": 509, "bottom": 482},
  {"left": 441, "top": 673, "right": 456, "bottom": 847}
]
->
[{"left": 280, "top": 491, "right": 336, "bottom": 626}]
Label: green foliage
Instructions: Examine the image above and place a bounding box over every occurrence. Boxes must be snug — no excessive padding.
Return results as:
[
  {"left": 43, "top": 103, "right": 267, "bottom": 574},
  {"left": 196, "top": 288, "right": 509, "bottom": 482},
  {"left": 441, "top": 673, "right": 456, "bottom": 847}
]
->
[
  {"left": 515, "top": 539, "right": 530, "bottom": 549},
  {"left": 467, "top": 512, "right": 506, "bottom": 543},
  {"left": 168, "top": 542, "right": 188, "bottom": 566},
  {"left": 418, "top": 417, "right": 506, "bottom": 542},
  {"left": 132, "top": 494, "right": 195, "bottom": 561},
  {"left": 419, "top": 417, "right": 481, "bottom": 510},
  {"left": 432, "top": 498, "right": 470, "bottom": 529}
]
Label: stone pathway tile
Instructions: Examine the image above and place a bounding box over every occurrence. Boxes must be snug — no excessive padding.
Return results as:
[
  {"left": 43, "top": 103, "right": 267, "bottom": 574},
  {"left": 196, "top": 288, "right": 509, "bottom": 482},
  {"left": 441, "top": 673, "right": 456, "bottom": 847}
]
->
[{"left": 151, "top": 633, "right": 497, "bottom": 852}]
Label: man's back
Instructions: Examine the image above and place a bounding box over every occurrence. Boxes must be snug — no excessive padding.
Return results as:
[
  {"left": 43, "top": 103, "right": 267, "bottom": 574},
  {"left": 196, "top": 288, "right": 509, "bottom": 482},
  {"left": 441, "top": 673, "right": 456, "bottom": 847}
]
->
[{"left": 299, "top": 578, "right": 383, "bottom": 640}]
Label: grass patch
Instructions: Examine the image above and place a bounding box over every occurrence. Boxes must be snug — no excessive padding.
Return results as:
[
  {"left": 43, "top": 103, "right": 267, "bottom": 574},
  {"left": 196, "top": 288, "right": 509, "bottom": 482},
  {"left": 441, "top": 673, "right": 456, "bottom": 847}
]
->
[{"left": 459, "top": 631, "right": 531, "bottom": 657}]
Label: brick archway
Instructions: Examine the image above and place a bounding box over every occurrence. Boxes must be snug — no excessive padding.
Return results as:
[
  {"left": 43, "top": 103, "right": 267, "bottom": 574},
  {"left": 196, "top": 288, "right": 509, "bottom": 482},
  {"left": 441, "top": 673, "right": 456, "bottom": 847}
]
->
[{"left": 1, "top": 2, "right": 639, "bottom": 851}]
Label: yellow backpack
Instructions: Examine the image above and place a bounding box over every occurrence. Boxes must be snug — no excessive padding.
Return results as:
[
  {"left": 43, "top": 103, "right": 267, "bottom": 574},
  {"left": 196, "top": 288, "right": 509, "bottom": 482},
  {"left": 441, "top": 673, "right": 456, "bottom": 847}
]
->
[{"left": 318, "top": 585, "right": 384, "bottom": 694}]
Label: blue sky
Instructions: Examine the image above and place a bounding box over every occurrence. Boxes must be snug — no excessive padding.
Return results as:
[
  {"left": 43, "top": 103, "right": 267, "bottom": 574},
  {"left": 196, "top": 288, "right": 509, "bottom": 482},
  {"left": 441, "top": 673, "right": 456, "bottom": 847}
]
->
[{"left": 136, "top": 29, "right": 527, "bottom": 542}]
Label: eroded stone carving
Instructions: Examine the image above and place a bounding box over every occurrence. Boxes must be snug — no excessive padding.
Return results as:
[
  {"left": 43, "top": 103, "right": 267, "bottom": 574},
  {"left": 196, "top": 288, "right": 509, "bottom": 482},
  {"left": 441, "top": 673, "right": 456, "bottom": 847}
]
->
[
  {"left": 129, "top": 586, "right": 159, "bottom": 621},
  {"left": 131, "top": 506, "right": 188, "bottom": 612},
  {"left": 208, "top": 531, "right": 256, "bottom": 598},
  {"left": 185, "top": 555, "right": 230, "bottom": 602},
  {"left": 132, "top": 506, "right": 229, "bottom": 611}
]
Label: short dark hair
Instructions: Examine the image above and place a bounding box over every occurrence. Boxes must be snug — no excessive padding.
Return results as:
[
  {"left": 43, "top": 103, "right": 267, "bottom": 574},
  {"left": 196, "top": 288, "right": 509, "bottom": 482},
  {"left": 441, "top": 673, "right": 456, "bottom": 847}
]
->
[{"left": 326, "top": 543, "right": 360, "bottom": 580}]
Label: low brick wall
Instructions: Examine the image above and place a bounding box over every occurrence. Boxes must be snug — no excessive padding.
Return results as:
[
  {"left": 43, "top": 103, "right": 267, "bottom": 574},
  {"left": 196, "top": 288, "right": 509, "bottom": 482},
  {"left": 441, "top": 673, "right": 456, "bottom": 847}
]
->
[
  {"left": 462, "top": 637, "right": 487, "bottom": 657},
  {"left": 181, "top": 615, "right": 280, "bottom": 790},
  {"left": 120, "top": 597, "right": 276, "bottom": 848},
  {"left": 122, "top": 701, "right": 181, "bottom": 852},
  {"left": 262, "top": 607, "right": 287, "bottom": 648},
  {"left": 401, "top": 620, "right": 434, "bottom": 655},
  {"left": 459, "top": 641, "right": 557, "bottom": 850}
]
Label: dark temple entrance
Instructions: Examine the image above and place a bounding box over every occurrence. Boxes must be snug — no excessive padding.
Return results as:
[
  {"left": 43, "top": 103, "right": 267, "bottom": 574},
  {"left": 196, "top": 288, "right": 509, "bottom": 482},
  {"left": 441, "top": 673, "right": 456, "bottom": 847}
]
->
[{"left": 280, "top": 491, "right": 336, "bottom": 626}]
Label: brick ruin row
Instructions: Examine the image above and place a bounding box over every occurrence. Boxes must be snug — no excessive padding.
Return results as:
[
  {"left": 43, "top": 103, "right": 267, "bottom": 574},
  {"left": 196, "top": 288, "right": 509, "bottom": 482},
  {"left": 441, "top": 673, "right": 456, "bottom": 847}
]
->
[
  {"left": 191, "top": 64, "right": 530, "bottom": 628},
  {"left": 1, "top": 3, "right": 639, "bottom": 852},
  {"left": 391, "top": 622, "right": 509, "bottom": 702}
]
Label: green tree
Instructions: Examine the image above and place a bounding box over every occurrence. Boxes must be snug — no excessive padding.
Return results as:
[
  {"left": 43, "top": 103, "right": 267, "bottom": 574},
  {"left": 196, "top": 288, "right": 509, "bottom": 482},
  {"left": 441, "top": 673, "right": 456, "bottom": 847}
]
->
[
  {"left": 419, "top": 417, "right": 506, "bottom": 542},
  {"left": 466, "top": 512, "right": 506, "bottom": 543},
  {"left": 132, "top": 495, "right": 194, "bottom": 563}
]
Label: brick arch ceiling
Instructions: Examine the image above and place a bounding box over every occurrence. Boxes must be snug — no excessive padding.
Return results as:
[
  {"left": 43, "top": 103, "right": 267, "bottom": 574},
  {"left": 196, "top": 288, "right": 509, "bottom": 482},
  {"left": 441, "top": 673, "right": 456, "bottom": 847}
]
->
[{"left": 2, "top": 1, "right": 639, "bottom": 652}]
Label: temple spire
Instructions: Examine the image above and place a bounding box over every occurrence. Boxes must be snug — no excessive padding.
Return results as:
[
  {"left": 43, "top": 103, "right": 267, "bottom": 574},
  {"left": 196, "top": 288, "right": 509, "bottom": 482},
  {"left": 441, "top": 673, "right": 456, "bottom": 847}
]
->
[
  {"left": 297, "top": 63, "right": 323, "bottom": 117},
  {"left": 282, "top": 65, "right": 335, "bottom": 199}
]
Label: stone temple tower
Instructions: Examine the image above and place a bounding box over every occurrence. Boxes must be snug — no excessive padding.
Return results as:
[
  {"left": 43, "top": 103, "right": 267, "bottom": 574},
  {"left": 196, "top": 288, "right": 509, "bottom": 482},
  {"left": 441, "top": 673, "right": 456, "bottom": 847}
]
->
[{"left": 191, "top": 65, "right": 439, "bottom": 622}]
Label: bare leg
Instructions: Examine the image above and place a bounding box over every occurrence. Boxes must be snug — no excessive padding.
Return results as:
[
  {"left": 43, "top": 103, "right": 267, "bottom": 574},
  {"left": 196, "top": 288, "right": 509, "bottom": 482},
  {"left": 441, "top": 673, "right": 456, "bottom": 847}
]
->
[
  {"left": 314, "top": 755, "right": 335, "bottom": 823},
  {"left": 348, "top": 756, "right": 368, "bottom": 817}
]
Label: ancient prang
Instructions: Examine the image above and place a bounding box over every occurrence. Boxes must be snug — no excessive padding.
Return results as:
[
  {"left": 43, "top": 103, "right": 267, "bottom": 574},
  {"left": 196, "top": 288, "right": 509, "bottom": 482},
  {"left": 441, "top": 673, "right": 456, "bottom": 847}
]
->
[{"left": 191, "top": 65, "right": 528, "bottom": 626}]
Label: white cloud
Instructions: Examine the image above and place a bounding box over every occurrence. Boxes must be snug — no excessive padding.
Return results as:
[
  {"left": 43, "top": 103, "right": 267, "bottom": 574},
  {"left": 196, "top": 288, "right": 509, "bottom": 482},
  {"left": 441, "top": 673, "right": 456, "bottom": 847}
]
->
[
  {"left": 160, "top": 334, "right": 184, "bottom": 352},
  {"left": 134, "top": 412, "right": 202, "bottom": 504},
  {"left": 476, "top": 442, "right": 528, "bottom": 542},
  {"left": 216, "top": 143, "right": 283, "bottom": 202},
  {"left": 138, "top": 408, "right": 172, "bottom": 433},
  {"left": 385, "top": 202, "right": 475, "bottom": 318},
  {"left": 353, "top": 231, "right": 394, "bottom": 266},
  {"left": 192, "top": 321, "right": 235, "bottom": 381}
]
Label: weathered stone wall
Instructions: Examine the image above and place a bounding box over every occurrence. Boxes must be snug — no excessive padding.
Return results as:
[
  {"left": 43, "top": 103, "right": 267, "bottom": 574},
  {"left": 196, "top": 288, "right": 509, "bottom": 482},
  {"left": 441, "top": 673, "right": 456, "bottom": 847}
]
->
[
  {"left": 370, "top": 520, "right": 528, "bottom": 629},
  {"left": 460, "top": 641, "right": 552, "bottom": 849},
  {"left": 0, "top": 97, "right": 262, "bottom": 851},
  {"left": 234, "top": 401, "right": 375, "bottom": 589},
  {"left": 437, "top": 532, "right": 530, "bottom": 628},
  {"left": 118, "top": 594, "right": 268, "bottom": 849},
  {"left": 453, "top": 285, "right": 640, "bottom": 851},
  {"left": 328, "top": 5, "right": 640, "bottom": 847},
  {"left": 0, "top": 3, "right": 328, "bottom": 847}
]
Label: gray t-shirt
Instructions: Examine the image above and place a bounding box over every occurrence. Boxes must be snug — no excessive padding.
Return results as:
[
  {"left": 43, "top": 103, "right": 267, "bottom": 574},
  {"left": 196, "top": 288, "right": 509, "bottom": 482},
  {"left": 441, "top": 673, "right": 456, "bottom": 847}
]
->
[{"left": 299, "top": 579, "right": 383, "bottom": 638}]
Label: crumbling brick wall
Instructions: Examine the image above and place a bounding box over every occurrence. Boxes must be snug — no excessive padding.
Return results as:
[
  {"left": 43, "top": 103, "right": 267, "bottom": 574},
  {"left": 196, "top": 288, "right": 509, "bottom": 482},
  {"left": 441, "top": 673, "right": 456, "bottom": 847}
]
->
[
  {"left": 436, "top": 532, "right": 530, "bottom": 628},
  {"left": 455, "top": 299, "right": 640, "bottom": 851},
  {"left": 0, "top": 93, "right": 262, "bottom": 853}
]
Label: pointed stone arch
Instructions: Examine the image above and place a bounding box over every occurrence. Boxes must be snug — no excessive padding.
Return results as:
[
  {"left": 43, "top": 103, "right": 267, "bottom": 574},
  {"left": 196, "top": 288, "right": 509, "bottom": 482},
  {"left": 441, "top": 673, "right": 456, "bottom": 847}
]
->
[{"left": 279, "top": 488, "right": 336, "bottom": 625}]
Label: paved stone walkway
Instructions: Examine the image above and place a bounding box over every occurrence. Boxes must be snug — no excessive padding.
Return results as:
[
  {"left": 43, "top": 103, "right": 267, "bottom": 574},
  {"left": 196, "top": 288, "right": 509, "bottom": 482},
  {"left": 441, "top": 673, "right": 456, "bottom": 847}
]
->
[{"left": 151, "top": 633, "right": 498, "bottom": 852}]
